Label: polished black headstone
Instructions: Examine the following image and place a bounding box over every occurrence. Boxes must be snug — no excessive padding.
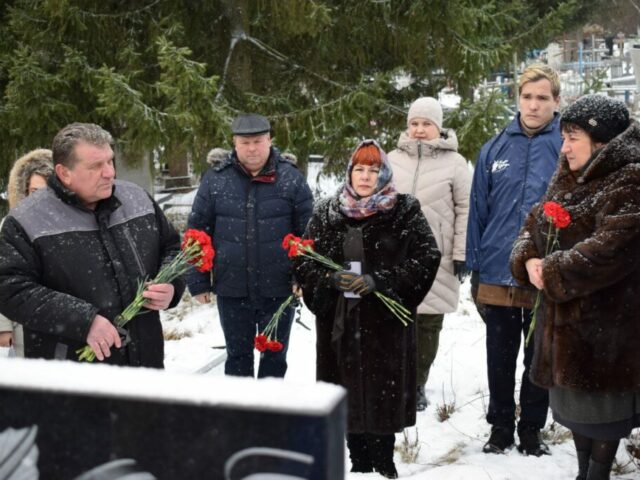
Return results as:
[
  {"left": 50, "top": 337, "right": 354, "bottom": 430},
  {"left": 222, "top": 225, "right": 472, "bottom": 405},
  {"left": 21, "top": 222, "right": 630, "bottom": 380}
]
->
[{"left": 0, "top": 358, "right": 346, "bottom": 479}]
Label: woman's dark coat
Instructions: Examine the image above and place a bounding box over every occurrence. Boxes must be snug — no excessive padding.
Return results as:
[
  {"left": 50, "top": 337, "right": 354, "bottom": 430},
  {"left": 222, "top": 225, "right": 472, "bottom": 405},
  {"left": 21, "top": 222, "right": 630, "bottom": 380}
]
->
[
  {"left": 511, "top": 121, "right": 640, "bottom": 392},
  {"left": 294, "top": 194, "right": 441, "bottom": 434}
]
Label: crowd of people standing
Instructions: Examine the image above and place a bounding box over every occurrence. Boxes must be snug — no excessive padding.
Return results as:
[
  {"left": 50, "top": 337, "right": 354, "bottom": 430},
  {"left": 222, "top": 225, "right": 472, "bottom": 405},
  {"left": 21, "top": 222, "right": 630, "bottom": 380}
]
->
[{"left": 0, "top": 62, "right": 638, "bottom": 480}]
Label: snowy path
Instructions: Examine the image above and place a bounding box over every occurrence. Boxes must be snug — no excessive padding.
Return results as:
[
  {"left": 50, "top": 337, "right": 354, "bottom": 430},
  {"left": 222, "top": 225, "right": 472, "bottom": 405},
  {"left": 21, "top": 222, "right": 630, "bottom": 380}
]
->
[{"left": 162, "top": 283, "right": 640, "bottom": 479}]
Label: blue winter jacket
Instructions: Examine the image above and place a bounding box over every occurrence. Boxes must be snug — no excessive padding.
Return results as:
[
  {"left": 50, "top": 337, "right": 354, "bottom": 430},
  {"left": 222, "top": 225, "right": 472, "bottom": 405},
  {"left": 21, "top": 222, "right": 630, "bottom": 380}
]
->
[
  {"left": 466, "top": 113, "right": 561, "bottom": 286},
  {"left": 187, "top": 148, "right": 313, "bottom": 298}
]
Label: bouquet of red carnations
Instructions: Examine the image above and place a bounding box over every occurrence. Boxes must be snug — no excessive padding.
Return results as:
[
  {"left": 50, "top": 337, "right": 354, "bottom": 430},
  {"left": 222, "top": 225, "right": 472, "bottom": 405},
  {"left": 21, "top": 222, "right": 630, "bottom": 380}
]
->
[
  {"left": 254, "top": 295, "right": 297, "bottom": 353},
  {"left": 525, "top": 201, "right": 571, "bottom": 346},
  {"left": 77, "top": 229, "right": 215, "bottom": 361},
  {"left": 282, "top": 233, "right": 413, "bottom": 325}
]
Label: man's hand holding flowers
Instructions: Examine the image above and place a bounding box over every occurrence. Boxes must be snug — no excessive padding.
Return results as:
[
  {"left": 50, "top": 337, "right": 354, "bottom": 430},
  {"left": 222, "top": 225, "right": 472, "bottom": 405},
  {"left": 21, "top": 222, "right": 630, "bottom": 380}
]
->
[
  {"left": 78, "top": 229, "right": 215, "bottom": 362},
  {"left": 142, "top": 283, "right": 175, "bottom": 310},
  {"left": 86, "top": 314, "right": 122, "bottom": 362}
]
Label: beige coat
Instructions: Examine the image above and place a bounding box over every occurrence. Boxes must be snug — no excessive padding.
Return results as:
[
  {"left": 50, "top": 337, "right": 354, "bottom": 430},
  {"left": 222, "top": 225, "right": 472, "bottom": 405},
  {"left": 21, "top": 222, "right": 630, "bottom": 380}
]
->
[{"left": 388, "top": 129, "right": 471, "bottom": 313}]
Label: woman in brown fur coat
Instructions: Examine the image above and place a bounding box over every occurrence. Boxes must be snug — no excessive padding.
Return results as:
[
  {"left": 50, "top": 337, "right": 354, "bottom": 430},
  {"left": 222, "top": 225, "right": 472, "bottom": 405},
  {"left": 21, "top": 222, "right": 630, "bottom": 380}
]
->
[{"left": 511, "top": 95, "right": 640, "bottom": 480}]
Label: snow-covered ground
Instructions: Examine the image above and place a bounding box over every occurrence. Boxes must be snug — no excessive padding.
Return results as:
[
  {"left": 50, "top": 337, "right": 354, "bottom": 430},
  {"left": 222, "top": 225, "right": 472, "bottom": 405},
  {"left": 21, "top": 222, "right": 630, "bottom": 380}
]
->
[{"left": 162, "top": 282, "right": 640, "bottom": 479}]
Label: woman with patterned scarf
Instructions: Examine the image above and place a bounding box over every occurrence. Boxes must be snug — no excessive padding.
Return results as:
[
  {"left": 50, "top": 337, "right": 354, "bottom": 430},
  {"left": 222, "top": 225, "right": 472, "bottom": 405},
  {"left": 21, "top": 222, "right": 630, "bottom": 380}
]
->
[{"left": 294, "top": 140, "right": 441, "bottom": 478}]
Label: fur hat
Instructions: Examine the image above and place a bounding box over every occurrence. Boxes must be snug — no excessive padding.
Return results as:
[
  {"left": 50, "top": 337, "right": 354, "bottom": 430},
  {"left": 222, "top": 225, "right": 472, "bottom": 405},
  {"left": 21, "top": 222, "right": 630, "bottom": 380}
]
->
[
  {"left": 561, "top": 95, "right": 630, "bottom": 143},
  {"left": 407, "top": 97, "right": 443, "bottom": 130},
  {"left": 7, "top": 149, "right": 53, "bottom": 208}
]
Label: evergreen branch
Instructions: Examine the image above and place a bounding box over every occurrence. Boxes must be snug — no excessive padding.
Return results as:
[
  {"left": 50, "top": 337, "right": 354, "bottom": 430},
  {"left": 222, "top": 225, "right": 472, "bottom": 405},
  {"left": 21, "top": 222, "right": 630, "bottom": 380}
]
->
[{"left": 75, "top": 0, "right": 163, "bottom": 19}]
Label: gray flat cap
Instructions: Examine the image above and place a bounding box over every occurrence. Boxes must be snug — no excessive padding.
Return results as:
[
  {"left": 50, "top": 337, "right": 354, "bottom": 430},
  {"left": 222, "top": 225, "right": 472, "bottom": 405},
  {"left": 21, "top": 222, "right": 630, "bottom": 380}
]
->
[{"left": 231, "top": 113, "right": 271, "bottom": 136}]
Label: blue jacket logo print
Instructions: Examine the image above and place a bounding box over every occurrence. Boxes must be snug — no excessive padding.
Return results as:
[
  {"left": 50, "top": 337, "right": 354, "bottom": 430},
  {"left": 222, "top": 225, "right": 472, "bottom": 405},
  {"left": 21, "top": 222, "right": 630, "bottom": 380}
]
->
[{"left": 491, "top": 159, "right": 510, "bottom": 173}]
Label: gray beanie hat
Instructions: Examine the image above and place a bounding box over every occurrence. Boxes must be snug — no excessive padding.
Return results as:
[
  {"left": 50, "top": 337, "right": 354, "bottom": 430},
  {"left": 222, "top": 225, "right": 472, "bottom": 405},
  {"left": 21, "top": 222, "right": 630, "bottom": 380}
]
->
[
  {"left": 407, "top": 97, "right": 443, "bottom": 130},
  {"left": 561, "top": 95, "right": 630, "bottom": 143}
]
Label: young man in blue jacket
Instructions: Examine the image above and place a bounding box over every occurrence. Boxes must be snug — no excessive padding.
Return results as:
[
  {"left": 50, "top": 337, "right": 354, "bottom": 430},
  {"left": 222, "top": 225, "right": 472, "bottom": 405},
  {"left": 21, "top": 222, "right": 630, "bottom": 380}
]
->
[
  {"left": 187, "top": 114, "right": 313, "bottom": 378},
  {"left": 466, "top": 64, "right": 562, "bottom": 456}
]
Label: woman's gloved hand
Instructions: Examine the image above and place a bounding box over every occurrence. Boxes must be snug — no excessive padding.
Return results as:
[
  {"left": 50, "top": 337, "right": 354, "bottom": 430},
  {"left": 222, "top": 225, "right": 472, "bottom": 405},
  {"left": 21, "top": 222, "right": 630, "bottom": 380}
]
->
[
  {"left": 350, "top": 274, "right": 375, "bottom": 296},
  {"left": 331, "top": 271, "right": 361, "bottom": 292},
  {"left": 331, "top": 271, "right": 375, "bottom": 296}
]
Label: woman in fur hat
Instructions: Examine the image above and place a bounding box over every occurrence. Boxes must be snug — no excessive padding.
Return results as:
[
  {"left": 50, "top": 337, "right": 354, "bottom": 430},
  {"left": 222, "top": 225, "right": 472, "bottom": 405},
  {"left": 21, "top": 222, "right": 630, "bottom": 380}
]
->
[
  {"left": 511, "top": 95, "right": 640, "bottom": 480},
  {"left": 294, "top": 140, "right": 441, "bottom": 478},
  {"left": 388, "top": 96, "right": 472, "bottom": 411},
  {"left": 0, "top": 149, "right": 53, "bottom": 356}
]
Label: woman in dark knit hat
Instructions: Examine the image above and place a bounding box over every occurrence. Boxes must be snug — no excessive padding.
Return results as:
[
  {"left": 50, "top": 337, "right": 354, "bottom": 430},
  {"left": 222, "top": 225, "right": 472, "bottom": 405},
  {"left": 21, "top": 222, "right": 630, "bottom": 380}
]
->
[{"left": 511, "top": 94, "right": 640, "bottom": 480}]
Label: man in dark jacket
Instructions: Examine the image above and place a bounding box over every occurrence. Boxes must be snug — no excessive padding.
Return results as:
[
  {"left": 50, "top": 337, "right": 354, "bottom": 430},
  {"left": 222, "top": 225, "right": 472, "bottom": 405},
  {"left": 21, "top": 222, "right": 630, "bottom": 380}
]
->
[
  {"left": 0, "top": 123, "right": 185, "bottom": 367},
  {"left": 187, "top": 113, "right": 313, "bottom": 378},
  {"left": 466, "top": 64, "right": 562, "bottom": 456}
]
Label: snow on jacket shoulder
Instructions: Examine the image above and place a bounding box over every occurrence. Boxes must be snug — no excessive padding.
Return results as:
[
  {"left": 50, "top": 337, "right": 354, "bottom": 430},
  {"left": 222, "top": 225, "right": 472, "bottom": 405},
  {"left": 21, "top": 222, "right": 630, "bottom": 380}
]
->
[
  {"left": 466, "top": 113, "right": 561, "bottom": 286},
  {"left": 0, "top": 178, "right": 184, "bottom": 366},
  {"left": 187, "top": 148, "right": 313, "bottom": 298},
  {"left": 388, "top": 129, "right": 471, "bottom": 313}
]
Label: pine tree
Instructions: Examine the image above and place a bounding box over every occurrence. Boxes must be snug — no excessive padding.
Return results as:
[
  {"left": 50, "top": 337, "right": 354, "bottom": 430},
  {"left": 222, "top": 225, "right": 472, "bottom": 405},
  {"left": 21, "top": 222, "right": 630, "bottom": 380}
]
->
[{"left": 0, "top": 0, "right": 602, "bottom": 189}]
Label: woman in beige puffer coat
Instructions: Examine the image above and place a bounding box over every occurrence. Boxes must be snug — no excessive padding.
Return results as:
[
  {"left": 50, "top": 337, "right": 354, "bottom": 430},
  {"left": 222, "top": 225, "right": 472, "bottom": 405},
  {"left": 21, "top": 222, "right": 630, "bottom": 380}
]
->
[
  {"left": 0, "top": 149, "right": 53, "bottom": 357},
  {"left": 388, "top": 97, "right": 471, "bottom": 410}
]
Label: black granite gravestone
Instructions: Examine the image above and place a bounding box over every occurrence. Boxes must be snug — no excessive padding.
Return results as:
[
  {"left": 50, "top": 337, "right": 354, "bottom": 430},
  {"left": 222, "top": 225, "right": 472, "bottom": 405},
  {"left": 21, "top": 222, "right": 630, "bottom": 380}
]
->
[{"left": 0, "top": 358, "right": 346, "bottom": 479}]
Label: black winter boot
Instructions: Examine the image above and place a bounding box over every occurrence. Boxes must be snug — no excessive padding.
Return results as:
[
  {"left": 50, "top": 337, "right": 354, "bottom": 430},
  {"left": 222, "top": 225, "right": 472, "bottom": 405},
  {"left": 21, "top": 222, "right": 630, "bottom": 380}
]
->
[
  {"left": 575, "top": 450, "right": 590, "bottom": 480},
  {"left": 347, "top": 433, "right": 373, "bottom": 473},
  {"left": 517, "top": 426, "right": 550, "bottom": 456},
  {"left": 368, "top": 434, "right": 398, "bottom": 479},
  {"left": 483, "top": 426, "right": 515, "bottom": 454},
  {"left": 586, "top": 459, "right": 612, "bottom": 480}
]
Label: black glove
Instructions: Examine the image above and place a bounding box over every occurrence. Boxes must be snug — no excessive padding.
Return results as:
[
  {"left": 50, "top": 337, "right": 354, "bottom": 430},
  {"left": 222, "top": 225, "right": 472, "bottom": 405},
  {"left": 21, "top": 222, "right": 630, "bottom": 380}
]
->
[
  {"left": 453, "top": 261, "right": 470, "bottom": 282},
  {"left": 331, "top": 270, "right": 360, "bottom": 292},
  {"left": 349, "top": 274, "right": 375, "bottom": 296}
]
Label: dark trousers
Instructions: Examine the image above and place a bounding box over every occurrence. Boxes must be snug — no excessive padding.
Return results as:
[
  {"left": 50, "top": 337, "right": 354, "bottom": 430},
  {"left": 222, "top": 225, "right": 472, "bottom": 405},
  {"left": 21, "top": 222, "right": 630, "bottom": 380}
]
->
[
  {"left": 416, "top": 313, "right": 444, "bottom": 385},
  {"left": 484, "top": 304, "right": 548, "bottom": 431},
  {"left": 217, "top": 295, "right": 294, "bottom": 378}
]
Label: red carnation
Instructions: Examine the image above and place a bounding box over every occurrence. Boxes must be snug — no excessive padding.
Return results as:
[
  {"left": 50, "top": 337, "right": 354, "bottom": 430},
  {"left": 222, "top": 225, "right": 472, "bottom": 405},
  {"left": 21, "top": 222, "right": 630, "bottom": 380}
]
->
[
  {"left": 282, "top": 233, "right": 299, "bottom": 251},
  {"left": 543, "top": 201, "right": 560, "bottom": 218},
  {"left": 254, "top": 334, "right": 268, "bottom": 353},
  {"left": 287, "top": 242, "right": 300, "bottom": 258},
  {"left": 182, "top": 229, "right": 215, "bottom": 272},
  {"left": 267, "top": 340, "right": 284, "bottom": 352},
  {"left": 553, "top": 209, "right": 571, "bottom": 229},
  {"left": 543, "top": 201, "right": 571, "bottom": 229}
]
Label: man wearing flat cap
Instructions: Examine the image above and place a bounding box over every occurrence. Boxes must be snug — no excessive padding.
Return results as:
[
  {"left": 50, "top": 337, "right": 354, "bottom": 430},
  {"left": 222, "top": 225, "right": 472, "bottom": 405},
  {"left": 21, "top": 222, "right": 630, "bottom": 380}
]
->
[{"left": 186, "top": 113, "right": 313, "bottom": 378}]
